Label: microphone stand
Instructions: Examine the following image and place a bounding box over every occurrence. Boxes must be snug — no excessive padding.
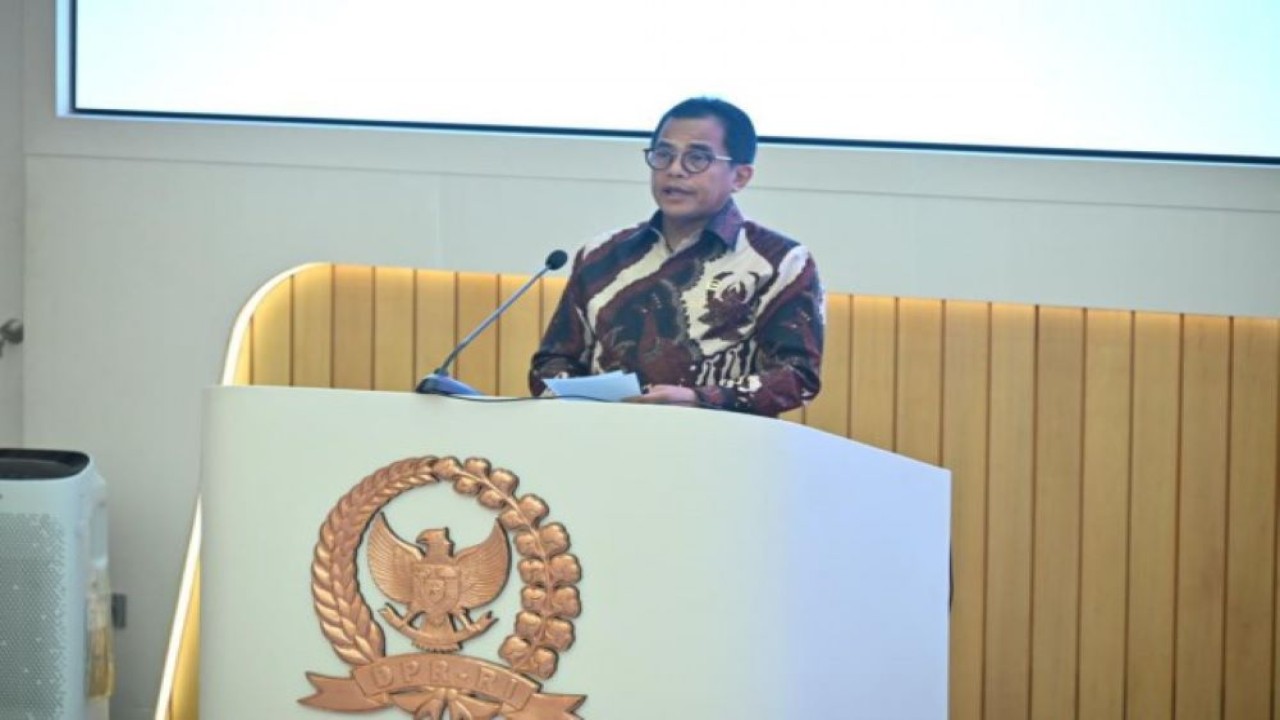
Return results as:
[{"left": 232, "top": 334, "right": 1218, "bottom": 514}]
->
[{"left": 417, "top": 251, "right": 567, "bottom": 396}]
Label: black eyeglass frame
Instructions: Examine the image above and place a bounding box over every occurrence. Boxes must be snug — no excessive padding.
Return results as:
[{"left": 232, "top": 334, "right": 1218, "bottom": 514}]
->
[{"left": 643, "top": 146, "right": 737, "bottom": 174}]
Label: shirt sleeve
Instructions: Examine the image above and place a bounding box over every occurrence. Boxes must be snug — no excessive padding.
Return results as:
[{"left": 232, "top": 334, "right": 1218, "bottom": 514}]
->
[
  {"left": 691, "top": 249, "right": 825, "bottom": 417},
  {"left": 529, "top": 251, "right": 594, "bottom": 396}
]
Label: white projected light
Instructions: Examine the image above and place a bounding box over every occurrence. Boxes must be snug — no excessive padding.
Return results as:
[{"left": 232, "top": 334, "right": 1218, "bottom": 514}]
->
[{"left": 74, "top": 0, "right": 1280, "bottom": 161}]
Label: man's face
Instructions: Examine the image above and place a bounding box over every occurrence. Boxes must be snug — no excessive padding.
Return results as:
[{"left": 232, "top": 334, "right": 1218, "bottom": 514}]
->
[{"left": 650, "top": 116, "right": 753, "bottom": 238}]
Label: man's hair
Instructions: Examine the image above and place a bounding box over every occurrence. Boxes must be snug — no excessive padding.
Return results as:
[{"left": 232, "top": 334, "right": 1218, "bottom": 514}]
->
[{"left": 654, "top": 97, "right": 757, "bottom": 165}]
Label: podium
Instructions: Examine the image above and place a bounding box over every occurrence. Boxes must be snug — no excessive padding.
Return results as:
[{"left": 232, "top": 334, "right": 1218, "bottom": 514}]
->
[{"left": 199, "top": 385, "right": 950, "bottom": 718}]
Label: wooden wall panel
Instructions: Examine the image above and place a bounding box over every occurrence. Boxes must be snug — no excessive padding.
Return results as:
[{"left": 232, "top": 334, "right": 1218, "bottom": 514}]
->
[
  {"left": 1175, "top": 316, "right": 1231, "bottom": 720},
  {"left": 896, "top": 299, "right": 943, "bottom": 464},
  {"left": 223, "top": 264, "right": 1280, "bottom": 720},
  {"left": 1127, "top": 312, "right": 1181, "bottom": 719},
  {"left": 984, "top": 303, "right": 1036, "bottom": 720},
  {"left": 454, "top": 273, "right": 500, "bottom": 395},
  {"left": 779, "top": 406, "right": 806, "bottom": 424},
  {"left": 1077, "top": 310, "right": 1132, "bottom": 720},
  {"left": 943, "top": 301, "right": 990, "bottom": 720},
  {"left": 1031, "top": 307, "right": 1085, "bottom": 720},
  {"left": 414, "top": 270, "right": 457, "bottom": 381},
  {"left": 249, "top": 278, "right": 292, "bottom": 386},
  {"left": 292, "top": 265, "right": 333, "bottom": 388},
  {"left": 1223, "top": 318, "right": 1279, "bottom": 720},
  {"left": 851, "top": 296, "right": 897, "bottom": 448},
  {"left": 806, "top": 293, "right": 852, "bottom": 436},
  {"left": 169, "top": 559, "right": 201, "bottom": 719},
  {"left": 497, "top": 274, "right": 543, "bottom": 397},
  {"left": 331, "top": 265, "right": 374, "bottom": 389},
  {"left": 373, "top": 267, "right": 415, "bottom": 391},
  {"left": 231, "top": 329, "right": 252, "bottom": 386}
]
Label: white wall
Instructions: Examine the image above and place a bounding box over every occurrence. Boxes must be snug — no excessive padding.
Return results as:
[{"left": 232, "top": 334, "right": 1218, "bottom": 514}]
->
[
  {"left": 0, "top": 0, "right": 23, "bottom": 445},
  {"left": 17, "top": 0, "right": 1280, "bottom": 718}
]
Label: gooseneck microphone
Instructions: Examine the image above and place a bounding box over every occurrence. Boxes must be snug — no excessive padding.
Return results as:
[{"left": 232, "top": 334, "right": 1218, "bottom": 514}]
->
[{"left": 416, "top": 249, "right": 569, "bottom": 396}]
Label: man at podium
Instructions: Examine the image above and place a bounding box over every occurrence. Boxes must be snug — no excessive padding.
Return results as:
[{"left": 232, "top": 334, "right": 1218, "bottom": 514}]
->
[{"left": 530, "top": 97, "right": 826, "bottom": 417}]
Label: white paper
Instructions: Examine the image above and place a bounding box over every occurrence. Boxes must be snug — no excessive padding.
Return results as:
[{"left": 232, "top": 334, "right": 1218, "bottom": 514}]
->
[{"left": 543, "top": 371, "right": 642, "bottom": 402}]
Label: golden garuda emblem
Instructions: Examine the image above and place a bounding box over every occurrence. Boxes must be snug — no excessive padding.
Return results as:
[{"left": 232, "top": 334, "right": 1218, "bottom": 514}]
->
[
  {"left": 368, "top": 518, "right": 509, "bottom": 651},
  {"left": 300, "top": 456, "right": 586, "bottom": 720}
]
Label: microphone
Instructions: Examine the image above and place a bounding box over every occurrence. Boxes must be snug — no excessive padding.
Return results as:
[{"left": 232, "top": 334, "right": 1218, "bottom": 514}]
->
[{"left": 416, "top": 249, "right": 570, "bottom": 396}]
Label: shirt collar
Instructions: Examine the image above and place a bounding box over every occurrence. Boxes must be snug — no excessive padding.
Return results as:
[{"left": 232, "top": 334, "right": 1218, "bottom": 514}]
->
[{"left": 645, "top": 199, "right": 745, "bottom": 251}]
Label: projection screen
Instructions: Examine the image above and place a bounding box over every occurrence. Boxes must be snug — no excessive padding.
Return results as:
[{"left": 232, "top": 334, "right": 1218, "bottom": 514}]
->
[{"left": 73, "top": 0, "right": 1280, "bottom": 163}]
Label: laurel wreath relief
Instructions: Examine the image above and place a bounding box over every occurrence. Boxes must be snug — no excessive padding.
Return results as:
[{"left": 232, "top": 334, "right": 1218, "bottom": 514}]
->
[{"left": 310, "top": 455, "right": 582, "bottom": 685}]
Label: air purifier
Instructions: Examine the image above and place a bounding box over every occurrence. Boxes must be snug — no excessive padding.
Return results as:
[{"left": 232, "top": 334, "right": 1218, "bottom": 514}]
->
[{"left": 0, "top": 449, "right": 112, "bottom": 720}]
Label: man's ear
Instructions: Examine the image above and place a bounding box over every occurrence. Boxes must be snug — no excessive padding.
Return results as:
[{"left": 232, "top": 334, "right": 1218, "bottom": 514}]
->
[{"left": 731, "top": 164, "right": 754, "bottom": 192}]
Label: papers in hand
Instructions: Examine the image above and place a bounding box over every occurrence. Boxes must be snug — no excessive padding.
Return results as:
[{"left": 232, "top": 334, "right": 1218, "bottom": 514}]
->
[{"left": 542, "top": 371, "right": 641, "bottom": 402}]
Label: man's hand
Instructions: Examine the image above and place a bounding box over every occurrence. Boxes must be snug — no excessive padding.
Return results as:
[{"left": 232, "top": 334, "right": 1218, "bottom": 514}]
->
[{"left": 624, "top": 384, "right": 698, "bottom": 407}]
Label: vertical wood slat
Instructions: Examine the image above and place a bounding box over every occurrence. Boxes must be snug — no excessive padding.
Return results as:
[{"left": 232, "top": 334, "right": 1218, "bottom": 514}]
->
[
  {"left": 984, "top": 303, "right": 1036, "bottom": 720},
  {"left": 944, "top": 301, "right": 990, "bottom": 720},
  {"left": 332, "top": 265, "right": 374, "bottom": 390},
  {"left": 497, "top": 274, "right": 543, "bottom": 397},
  {"left": 372, "top": 267, "right": 416, "bottom": 391},
  {"left": 1175, "top": 315, "right": 1231, "bottom": 720},
  {"left": 1077, "top": 310, "right": 1133, "bottom": 720},
  {"left": 292, "top": 265, "right": 333, "bottom": 388},
  {"left": 454, "top": 273, "right": 500, "bottom": 396},
  {"left": 415, "top": 270, "right": 458, "bottom": 382},
  {"left": 851, "top": 296, "right": 897, "bottom": 448},
  {"left": 805, "top": 293, "right": 852, "bottom": 436},
  {"left": 231, "top": 329, "right": 252, "bottom": 386},
  {"left": 1127, "top": 312, "right": 1181, "bottom": 720},
  {"left": 1223, "top": 318, "right": 1279, "bottom": 720},
  {"left": 169, "top": 557, "right": 201, "bottom": 720},
  {"left": 779, "top": 407, "right": 806, "bottom": 424},
  {"left": 249, "top": 276, "right": 292, "bottom": 386},
  {"left": 773, "top": 407, "right": 803, "bottom": 422},
  {"left": 896, "top": 298, "right": 943, "bottom": 464},
  {"left": 1275, "top": 343, "right": 1280, "bottom": 720},
  {"left": 1031, "top": 307, "right": 1085, "bottom": 720}
]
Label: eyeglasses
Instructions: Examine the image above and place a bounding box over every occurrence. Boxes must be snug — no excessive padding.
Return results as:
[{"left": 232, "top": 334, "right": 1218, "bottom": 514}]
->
[{"left": 643, "top": 145, "right": 735, "bottom": 174}]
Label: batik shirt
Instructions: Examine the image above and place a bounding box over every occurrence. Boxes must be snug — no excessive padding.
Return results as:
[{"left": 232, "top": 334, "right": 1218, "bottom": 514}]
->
[{"left": 529, "top": 201, "right": 824, "bottom": 417}]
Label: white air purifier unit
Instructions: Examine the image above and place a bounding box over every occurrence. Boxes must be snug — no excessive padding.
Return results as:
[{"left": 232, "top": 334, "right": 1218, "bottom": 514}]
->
[{"left": 0, "top": 449, "right": 112, "bottom": 720}]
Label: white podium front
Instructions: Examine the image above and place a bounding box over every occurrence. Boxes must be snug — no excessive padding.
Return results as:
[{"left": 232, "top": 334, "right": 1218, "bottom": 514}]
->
[{"left": 200, "top": 386, "right": 949, "bottom": 719}]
